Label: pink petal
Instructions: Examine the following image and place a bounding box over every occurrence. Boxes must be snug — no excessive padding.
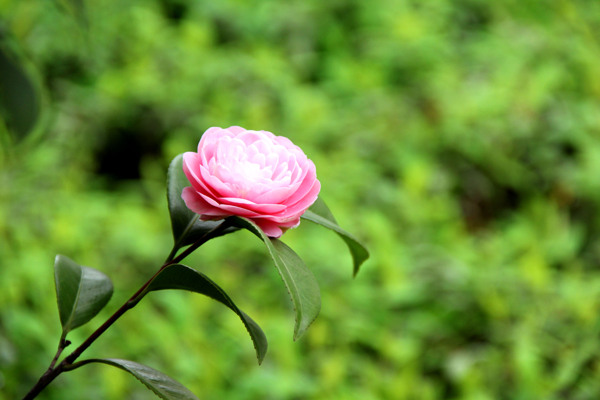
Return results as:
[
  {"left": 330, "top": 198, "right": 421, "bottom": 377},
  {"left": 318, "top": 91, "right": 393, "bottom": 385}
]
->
[
  {"left": 281, "top": 178, "right": 321, "bottom": 217},
  {"left": 198, "top": 127, "right": 226, "bottom": 153},
  {"left": 226, "top": 126, "right": 246, "bottom": 135},
  {"left": 238, "top": 131, "right": 265, "bottom": 146},
  {"left": 183, "top": 153, "right": 220, "bottom": 198},
  {"left": 253, "top": 185, "right": 297, "bottom": 204},
  {"left": 253, "top": 220, "right": 284, "bottom": 238},
  {"left": 182, "top": 187, "right": 227, "bottom": 217},
  {"left": 218, "top": 203, "right": 265, "bottom": 217},
  {"left": 273, "top": 134, "right": 298, "bottom": 150},
  {"left": 199, "top": 165, "right": 237, "bottom": 198},
  {"left": 285, "top": 161, "right": 318, "bottom": 205},
  {"left": 219, "top": 197, "right": 287, "bottom": 214},
  {"left": 197, "top": 192, "right": 263, "bottom": 217}
]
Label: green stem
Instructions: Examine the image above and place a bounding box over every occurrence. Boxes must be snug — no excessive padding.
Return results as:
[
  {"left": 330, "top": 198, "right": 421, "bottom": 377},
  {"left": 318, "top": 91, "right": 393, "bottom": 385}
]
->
[
  {"left": 48, "top": 337, "right": 70, "bottom": 370},
  {"left": 165, "top": 215, "right": 200, "bottom": 263},
  {"left": 21, "top": 219, "right": 233, "bottom": 400},
  {"left": 21, "top": 338, "right": 70, "bottom": 400}
]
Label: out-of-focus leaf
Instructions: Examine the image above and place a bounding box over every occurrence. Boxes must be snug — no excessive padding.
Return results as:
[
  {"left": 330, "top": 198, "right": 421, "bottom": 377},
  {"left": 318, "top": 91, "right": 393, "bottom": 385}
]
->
[
  {"left": 54, "top": 255, "right": 113, "bottom": 335},
  {"left": 145, "top": 263, "right": 268, "bottom": 364},
  {"left": 302, "top": 197, "right": 369, "bottom": 276},
  {"left": 167, "top": 154, "right": 238, "bottom": 251},
  {"left": 85, "top": 358, "right": 199, "bottom": 400},
  {"left": 0, "top": 39, "right": 42, "bottom": 142},
  {"left": 232, "top": 217, "right": 320, "bottom": 340},
  {"left": 54, "top": 0, "right": 89, "bottom": 28}
]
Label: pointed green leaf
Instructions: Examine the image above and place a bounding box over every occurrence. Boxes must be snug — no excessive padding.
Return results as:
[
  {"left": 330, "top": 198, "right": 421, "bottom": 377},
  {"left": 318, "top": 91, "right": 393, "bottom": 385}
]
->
[
  {"left": 54, "top": 255, "right": 113, "bottom": 335},
  {"left": 232, "top": 217, "right": 320, "bottom": 340},
  {"left": 167, "top": 154, "right": 238, "bottom": 250},
  {"left": 86, "top": 358, "right": 199, "bottom": 400},
  {"left": 146, "top": 264, "right": 268, "bottom": 364},
  {"left": 302, "top": 197, "right": 369, "bottom": 276}
]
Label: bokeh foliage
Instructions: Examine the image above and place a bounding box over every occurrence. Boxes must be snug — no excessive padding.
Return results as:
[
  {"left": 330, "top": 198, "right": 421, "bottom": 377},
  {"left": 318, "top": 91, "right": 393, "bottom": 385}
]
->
[{"left": 2, "top": 0, "right": 600, "bottom": 399}]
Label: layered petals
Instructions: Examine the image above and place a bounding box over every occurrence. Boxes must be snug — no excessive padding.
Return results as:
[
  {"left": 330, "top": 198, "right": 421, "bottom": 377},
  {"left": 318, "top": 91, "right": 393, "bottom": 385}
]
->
[{"left": 182, "top": 126, "right": 320, "bottom": 238}]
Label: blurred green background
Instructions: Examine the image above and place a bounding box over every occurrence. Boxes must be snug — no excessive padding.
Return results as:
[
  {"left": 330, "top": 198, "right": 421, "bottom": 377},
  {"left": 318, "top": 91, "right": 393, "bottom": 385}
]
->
[{"left": 2, "top": 0, "right": 600, "bottom": 399}]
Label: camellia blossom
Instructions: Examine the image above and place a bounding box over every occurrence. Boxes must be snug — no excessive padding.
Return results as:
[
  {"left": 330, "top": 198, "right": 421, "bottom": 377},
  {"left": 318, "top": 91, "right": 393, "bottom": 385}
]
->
[{"left": 182, "top": 126, "right": 321, "bottom": 238}]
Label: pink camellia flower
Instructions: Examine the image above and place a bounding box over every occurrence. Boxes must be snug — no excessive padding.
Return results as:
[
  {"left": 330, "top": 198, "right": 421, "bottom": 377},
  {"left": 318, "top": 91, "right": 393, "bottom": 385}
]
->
[{"left": 182, "top": 126, "right": 321, "bottom": 238}]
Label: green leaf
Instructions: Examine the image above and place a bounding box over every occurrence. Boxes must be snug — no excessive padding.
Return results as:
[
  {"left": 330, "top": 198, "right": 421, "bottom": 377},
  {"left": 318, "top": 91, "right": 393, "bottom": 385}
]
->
[
  {"left": 54, "top": 0, "right": 89, "bottom": 28},
  {"left": 54, "top": 255, "right": 113, "bottom": 335},
  {"left": 85, "top": 358, "right": 199, "bottom": 400},
  {"left": 167, "top": 154, "right": 238, "bottom": 250},
  {"left": 232, "top": 217, "right": 321, "bottom": 340},
  {"left": 146, "top": 264, "right": 268, "bottom": 364},
  {"left": 302, "top": 197, "right": 369, "bottom": 276},
  {"left": 0, "top": 38, "right": 43, "bottom": 142}
]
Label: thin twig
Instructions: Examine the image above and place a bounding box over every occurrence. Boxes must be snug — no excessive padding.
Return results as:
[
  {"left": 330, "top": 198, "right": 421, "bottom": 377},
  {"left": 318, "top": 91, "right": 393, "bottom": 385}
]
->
[{"left": 21, "top": 219, "right": 233, "bottom": 400}]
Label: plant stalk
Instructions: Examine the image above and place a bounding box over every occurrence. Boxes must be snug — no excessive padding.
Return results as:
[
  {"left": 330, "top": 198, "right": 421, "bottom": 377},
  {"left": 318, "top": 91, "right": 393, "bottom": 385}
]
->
[{"left": 21, "top": 219, "right": 232, "bottom": 400}]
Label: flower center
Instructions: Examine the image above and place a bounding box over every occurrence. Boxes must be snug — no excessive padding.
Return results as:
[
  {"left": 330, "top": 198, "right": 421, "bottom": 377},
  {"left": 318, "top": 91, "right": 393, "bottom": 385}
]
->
[{"left": 211, "top": 146, "right": 283, "bottom": 199}]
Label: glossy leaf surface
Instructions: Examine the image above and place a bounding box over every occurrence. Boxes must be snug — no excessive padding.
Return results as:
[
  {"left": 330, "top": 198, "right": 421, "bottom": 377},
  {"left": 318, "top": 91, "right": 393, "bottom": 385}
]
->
[
  {"left": 54, "top": 255, "right": 113, "bottom": 335},
  {"left": 232, "top": 217, "right": 320, "bottom": 340},
  {"left": 302, "top": 197, "right": 369, "bottom": 276},
  {"left": 87, "top": 358, "right": 199, "bottom": 400},
  {"left": 146, "top": 263, "right": 268, "bottom": 363}
]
